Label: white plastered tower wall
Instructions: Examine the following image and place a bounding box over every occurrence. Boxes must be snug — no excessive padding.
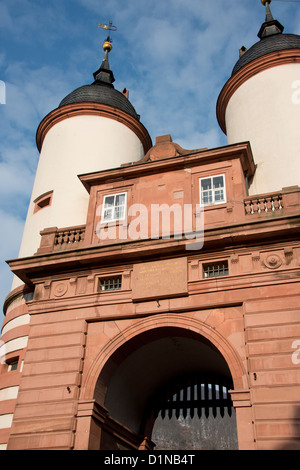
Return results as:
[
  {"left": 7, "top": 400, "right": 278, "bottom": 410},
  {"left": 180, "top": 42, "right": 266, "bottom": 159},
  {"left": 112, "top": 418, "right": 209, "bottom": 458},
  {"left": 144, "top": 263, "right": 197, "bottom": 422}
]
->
[
  {"left": 225, "top": 63, "right": 300, "bottom": 195},
  {"left": 12, "top": 114, "right": 146, "bottom": 290},
  {"left": 217, "top": 1, "right": 300, "bottom": 197}
]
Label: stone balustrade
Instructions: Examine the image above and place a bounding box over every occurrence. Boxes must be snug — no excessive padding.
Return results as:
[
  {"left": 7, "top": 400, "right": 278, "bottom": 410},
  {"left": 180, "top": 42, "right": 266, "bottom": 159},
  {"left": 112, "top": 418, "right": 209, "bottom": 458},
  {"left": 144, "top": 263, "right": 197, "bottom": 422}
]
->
[
  {"left": 37, "top": 225, "right": 85, "bottom": 254},
  {"left": 244, "top": 193, "right": 283, "bottom": 215},
  {"left": 54, "top": 227, "right": 85, "bottom": 248},
  {"left": 244, "top": 186, "right": 300, "bottom": 217}
]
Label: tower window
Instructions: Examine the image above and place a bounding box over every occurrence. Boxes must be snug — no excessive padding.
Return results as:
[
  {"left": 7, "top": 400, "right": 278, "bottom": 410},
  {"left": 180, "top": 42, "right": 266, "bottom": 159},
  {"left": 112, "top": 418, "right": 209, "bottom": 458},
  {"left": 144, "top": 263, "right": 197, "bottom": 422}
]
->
[
  {"left": 7, "top": 359, "right": 18, "bottom": 371},
  {"left": 33, "top": 190, "right": 53, "bottom": 213},
  {"left": 203, "top": 261, "right": 229, "bottom": 278},
  {"left": 99, "top": 276, "right": 122, "bottom": 292},
  {"left": 101, "top": 193, "right": 127, "bottom": 223},
  {"left": 200, "top": 175, "right": 226, "bottom": 206}
]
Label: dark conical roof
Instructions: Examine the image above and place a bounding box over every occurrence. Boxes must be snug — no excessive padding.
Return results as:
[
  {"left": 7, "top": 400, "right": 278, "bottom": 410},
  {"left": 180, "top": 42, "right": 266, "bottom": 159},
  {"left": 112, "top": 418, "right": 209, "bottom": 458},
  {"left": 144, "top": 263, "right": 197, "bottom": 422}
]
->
[
  {"left": 59, "top": 84, "right": 140, "bottom": 120},
  {"left": 232, "top": 33, "right": 300, "bottom": 75},
  {"left": 232, "top": 2, "right": 300, "bottom": 76},
  {"left": 59, "top": 41, "right": 140, "bottom": 121}
]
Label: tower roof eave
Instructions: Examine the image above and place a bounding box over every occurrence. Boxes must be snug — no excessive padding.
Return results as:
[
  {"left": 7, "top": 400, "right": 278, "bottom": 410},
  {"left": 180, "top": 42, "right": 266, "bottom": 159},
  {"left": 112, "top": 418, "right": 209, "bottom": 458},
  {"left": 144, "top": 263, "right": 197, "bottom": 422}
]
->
[
  {"left": 217, "top": 48, "right": 300, "bottom": 135},
  {"left": 36, "top": 101, "right": 152, "bottom": 154}
]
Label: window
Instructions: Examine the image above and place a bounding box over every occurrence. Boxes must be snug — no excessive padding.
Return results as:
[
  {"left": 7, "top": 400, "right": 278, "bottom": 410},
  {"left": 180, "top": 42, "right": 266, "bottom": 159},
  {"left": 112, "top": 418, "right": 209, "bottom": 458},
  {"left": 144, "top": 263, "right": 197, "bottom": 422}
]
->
[
  {"left": 200, "top": 175, "right": 226, "bottom": 206},
  {"left": 101, "top": 193, "right": 127, "bottom": 223},
  {"left": 33, "top": 190, "right": 53, "bottom": 213},
  {"left": 99, "top": 276, "right": 122, "bottom": 292},
  {"left": 203, "top": 261, "right": 229, "bottom": 278},
  {"left": 7, "top": 360, "right": 18, "bottom": 372}
]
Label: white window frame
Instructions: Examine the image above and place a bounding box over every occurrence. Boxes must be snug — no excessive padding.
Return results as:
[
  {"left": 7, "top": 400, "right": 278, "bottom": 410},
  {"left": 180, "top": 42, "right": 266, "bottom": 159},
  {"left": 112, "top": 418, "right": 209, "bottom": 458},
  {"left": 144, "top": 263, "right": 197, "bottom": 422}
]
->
[
  {"left": 199, "top": 174, "right": 226, "bottom": 207},
  {"left": 101, "top": 192, "right": 127, "bottom": 223}
]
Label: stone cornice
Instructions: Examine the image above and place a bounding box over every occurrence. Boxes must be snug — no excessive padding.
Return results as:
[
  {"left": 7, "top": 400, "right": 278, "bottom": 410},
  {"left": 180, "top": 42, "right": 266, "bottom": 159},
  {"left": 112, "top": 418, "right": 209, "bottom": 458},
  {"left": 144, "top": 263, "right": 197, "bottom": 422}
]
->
[
  {"left": 6, "top": 214, "right": 300, "bottom": 286},
  {"left": 79, "top": 142, "right": 255, "bottom": 192}
]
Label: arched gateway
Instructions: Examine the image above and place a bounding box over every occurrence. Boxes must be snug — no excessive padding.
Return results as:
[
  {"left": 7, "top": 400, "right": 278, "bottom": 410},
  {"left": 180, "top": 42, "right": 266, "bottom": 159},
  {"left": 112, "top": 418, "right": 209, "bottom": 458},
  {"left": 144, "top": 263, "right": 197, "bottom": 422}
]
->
[{"left": 75, "top": 315, "right": 253, "bottom": 450}]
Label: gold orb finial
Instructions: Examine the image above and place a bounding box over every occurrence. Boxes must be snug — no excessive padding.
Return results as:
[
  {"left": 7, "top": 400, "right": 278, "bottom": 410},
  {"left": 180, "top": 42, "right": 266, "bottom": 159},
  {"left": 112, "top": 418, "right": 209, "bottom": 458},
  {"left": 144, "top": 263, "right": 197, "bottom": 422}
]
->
[
  {"left": 261, "top": 0, "right": 271, "bottom": 5},
  {"left": 103, "top": 40, "right": 112, "bottom": 53}
]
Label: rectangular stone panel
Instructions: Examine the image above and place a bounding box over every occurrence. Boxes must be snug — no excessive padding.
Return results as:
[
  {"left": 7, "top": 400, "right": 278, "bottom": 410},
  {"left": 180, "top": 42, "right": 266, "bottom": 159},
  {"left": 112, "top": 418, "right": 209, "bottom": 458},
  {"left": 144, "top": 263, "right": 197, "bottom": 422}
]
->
[
  {"left": 132, "top": 257, "right": 188, "bottom": 302},
  {"left": 252, "top": 385, "right": 300, "bottom": 403},
  {"left": 7, "top": 430, "right": 74, "bottom": 450}
]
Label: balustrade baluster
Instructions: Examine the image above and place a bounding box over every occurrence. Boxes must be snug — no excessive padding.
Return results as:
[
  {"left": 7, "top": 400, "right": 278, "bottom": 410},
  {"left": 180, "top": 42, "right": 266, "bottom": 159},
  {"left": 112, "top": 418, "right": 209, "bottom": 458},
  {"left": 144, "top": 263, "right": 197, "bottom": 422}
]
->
[
  {"left": 258, "top": 198, "right": 266, "bottom": 213},
  {"left": 265, "top": 197, "right": 273, "bottom": 212},
  {"left": 69, "top": 230, "right": 75, "bottom": 243},
  {"left": 252, "top": 199, "right": 259, "bottom": 213},
  {"left": 57, "top": 233, "right": 63, "bottom": 245},
  {"left": 74, "top": 230, "right": 80, "bottom": 242},
  {"left": 244, "top": 200, "right": 252, "bottom": 215},
  {"left": 63, "top": 231, "right": 69, "bottom": 245}
]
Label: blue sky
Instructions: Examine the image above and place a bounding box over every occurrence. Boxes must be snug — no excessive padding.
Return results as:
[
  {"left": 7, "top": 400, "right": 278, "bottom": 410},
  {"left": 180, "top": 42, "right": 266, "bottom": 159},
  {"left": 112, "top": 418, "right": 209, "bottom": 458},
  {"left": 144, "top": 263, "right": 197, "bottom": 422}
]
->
[{"left": 0, "top": 0, "right": 300, "bottom": 324}]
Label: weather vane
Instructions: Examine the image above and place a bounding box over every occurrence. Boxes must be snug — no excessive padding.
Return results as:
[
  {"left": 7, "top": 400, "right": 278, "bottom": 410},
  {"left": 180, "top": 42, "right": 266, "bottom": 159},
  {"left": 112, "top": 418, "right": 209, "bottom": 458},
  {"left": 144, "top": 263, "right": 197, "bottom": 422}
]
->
[{"left": 97, "top": 21, "right": 117, "bottom": 43}]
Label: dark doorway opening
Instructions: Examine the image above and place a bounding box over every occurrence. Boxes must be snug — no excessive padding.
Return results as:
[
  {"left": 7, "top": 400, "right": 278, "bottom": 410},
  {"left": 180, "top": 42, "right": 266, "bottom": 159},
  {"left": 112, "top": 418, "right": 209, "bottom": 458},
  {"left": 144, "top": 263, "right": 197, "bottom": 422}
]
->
[{"left": 96, "top": 327, "right": 239, "bottom": 450}]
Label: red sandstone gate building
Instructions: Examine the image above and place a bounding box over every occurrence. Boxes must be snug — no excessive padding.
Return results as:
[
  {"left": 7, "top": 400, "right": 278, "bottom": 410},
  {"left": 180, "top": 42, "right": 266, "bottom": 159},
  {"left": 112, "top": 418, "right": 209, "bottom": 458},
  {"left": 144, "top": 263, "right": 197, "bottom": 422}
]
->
[{"left": 1, "top": 2, "right": 300, "bottom": 450}]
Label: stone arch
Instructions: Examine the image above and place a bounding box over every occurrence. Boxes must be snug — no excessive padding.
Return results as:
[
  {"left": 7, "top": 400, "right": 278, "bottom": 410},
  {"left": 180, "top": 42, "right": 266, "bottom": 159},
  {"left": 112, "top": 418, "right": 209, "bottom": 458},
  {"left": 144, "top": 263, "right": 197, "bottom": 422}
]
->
[
  {"left": 76, "top": 313, "right": 254, "bottom": 450},
  {"left": 82, "top": 313, "right": 248, "bottom": 404}
]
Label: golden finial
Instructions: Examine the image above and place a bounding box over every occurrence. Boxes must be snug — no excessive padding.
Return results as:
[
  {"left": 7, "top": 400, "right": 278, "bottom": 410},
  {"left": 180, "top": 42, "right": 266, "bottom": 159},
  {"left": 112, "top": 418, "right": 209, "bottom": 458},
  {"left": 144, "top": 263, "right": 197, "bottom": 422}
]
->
[{"left": 102, "top": 40, "right": 113, "bottom": 53}]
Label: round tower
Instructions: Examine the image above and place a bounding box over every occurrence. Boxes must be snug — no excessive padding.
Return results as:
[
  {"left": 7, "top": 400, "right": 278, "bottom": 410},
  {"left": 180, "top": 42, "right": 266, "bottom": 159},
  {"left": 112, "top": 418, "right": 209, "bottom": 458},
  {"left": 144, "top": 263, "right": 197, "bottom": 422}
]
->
[
  {"left": 0, "top": 34, "right": 151, "bottom": 449},
  {"left": 217, "top": 0, "right": 300, "bottom": 195},
  {"left": 12, "top": 36, "right": 152, "bottom": 289}
]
